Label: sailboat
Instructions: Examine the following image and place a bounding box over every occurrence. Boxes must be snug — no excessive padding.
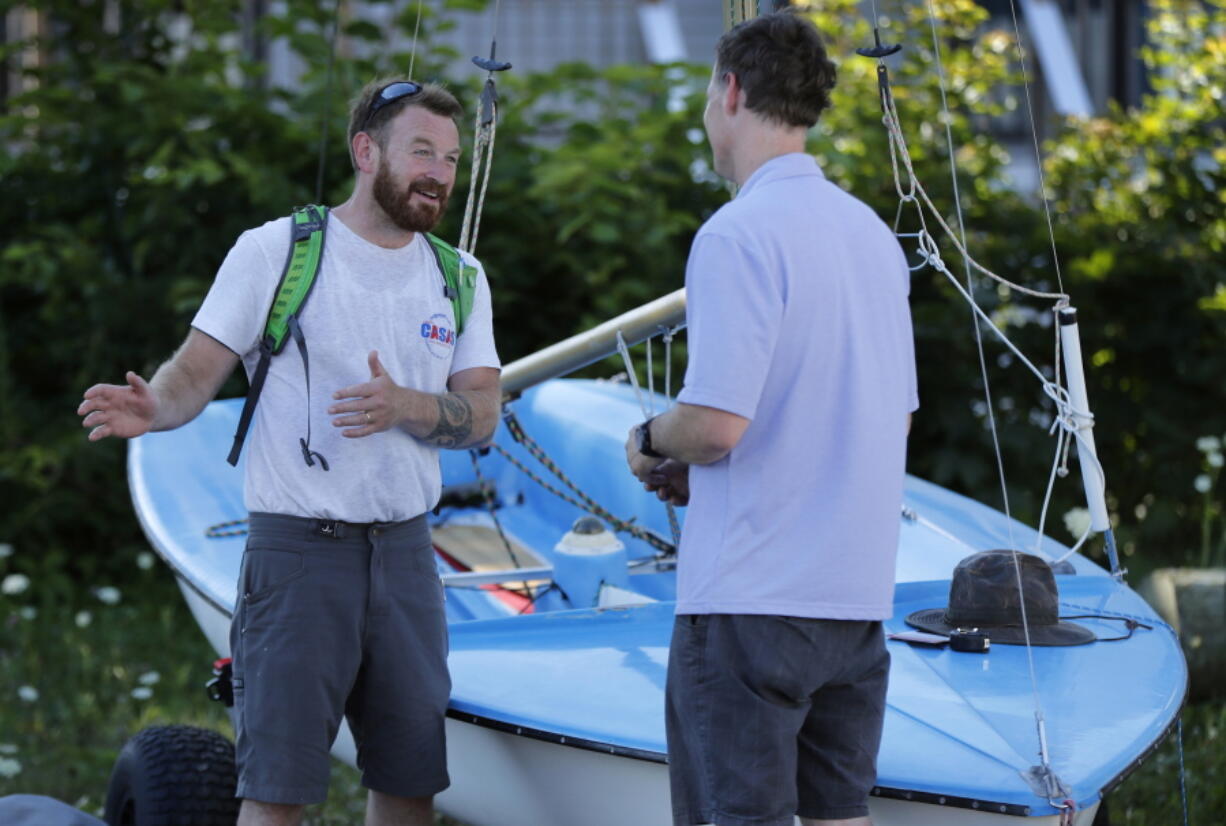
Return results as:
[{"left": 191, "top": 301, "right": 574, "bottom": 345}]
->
[
  {"left": 121, "top": 280, "right": 1185, "bottom": 825},
  {"left": 111, "top": 5, "right": 1187, "bottom": 826}
]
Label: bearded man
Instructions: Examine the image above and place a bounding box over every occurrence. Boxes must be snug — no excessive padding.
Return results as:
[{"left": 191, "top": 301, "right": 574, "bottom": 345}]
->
[{"left": 77, "top": 80, "right": 501, "bottom": 826}]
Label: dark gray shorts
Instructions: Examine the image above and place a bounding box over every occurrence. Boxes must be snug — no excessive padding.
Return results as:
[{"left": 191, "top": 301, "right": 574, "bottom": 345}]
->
[
  {"left": 230, "top": 512, "right": 450, "bottom": 805},
  {"left": 666, "top": 614, "right": 889, "bottom": 826}
]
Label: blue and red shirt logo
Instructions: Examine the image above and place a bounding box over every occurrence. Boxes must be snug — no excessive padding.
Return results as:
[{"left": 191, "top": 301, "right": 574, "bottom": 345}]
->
[{"left": 421, "top": 313, "right": 456, "bottom": 359}]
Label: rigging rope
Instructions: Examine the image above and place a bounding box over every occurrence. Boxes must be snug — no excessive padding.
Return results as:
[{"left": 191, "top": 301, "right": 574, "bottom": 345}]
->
[
  {"left": 407, "top": 0, "right": 425, "bottom": 81},
  {"left": 1006, "top": 0, "right": 1066, "bottom": 294},
  {"left": 496, "top": 410, "right": 676, "bottom": 555},
  {"left": 616, "top": 331, "right": 684, "bottom": 548},
  {"left": 314, "top": 0, "right": 343, "bottom": 205},
  {"left": 922, "top": 0, "right": 1020, "bottom": 565},
  {"left": 860, "top": 5, "right": 1101, "bottom": 809},
  {"left": 459, "top": 0, "right": 510, "bottom": 254}
]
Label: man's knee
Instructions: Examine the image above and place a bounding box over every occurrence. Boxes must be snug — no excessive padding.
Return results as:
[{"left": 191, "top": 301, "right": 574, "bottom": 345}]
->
[
  {"left": 366, "top": 789, "right": 434, "bottom": 826},
  {"left": 237, "top": 799, "right": 306, "bottom": 826}
]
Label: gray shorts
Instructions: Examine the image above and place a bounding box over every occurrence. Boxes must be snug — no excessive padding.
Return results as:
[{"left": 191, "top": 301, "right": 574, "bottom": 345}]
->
[
  {"left": 666, "top": 614, "right": 889, "bottom": 826},
  {"left": 230, "top": 512, "right": 450, "bottom": 805}
]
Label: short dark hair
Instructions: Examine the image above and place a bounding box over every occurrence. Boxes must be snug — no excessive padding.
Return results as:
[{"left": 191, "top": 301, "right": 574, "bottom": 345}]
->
[
  {"left": 347, "top": 79, "right": 464, "bottom": 171},
  {"left": 715, "top": 11, "right": 837, "bottom": 128}
]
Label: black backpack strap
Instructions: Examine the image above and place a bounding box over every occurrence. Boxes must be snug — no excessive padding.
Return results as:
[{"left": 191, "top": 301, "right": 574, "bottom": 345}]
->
[
  {"left": 226, "top": 339, "right": 273, "bottom": 467},
  {"left": 289, "top": 314, "right": 329, "bottom": 471}
]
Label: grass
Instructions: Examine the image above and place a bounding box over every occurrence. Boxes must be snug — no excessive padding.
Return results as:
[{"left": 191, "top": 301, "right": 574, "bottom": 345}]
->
[
  {"left": 0, "top": 554, "right": 1221, "bottom": 825},
  {"left": 0, "top": 555, "right": 462, "bottom": 824}
]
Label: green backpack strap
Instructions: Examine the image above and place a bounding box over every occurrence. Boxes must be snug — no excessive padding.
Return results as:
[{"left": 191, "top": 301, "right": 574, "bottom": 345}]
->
[
  {"left": 227, "top": 205, "right": 329, "bottom": 469},
  {"left": 425, "top": 232, "right": 478, "bottom": 336}
]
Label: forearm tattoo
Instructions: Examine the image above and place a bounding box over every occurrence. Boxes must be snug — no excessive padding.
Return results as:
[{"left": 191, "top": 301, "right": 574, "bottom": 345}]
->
[{"left": 424, "top": 393, "right": 474, "bottom": 448}]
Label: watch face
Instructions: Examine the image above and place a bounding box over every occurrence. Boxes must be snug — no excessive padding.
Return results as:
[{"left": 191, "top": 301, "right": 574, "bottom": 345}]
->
[{"left": 636, "top": 424, "right": 649, "bottom": 452}]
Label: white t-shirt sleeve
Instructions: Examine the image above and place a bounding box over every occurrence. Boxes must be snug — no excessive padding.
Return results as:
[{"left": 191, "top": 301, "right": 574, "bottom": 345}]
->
[
  {"left": 191, "top": 227, "right": 283, "bottom": 360},
  {"left": 677, "top": 232, "right": 783, "bottom": 420},
  {"left": 449, "top": 254, "right": 501, "bottom": 376}
]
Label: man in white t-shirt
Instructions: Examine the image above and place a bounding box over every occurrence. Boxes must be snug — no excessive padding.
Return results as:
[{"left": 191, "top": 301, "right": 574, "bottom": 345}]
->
[
  {"left": 78, "top": 80, "right": 500, "bottom": 826},
  {"left": 625, "top": 12, "right": 917, "bottom": 826}
]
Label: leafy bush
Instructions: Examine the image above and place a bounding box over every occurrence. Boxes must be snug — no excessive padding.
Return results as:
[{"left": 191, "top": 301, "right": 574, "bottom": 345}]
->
[{"left": 1, "top": 0, "right": 1221, "bottom": 588}]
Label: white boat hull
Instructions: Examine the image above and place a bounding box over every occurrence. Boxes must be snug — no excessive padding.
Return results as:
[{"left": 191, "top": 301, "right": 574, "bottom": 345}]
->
[{"left": 177, "top": 575, "right": 1101, "bottom": 826}]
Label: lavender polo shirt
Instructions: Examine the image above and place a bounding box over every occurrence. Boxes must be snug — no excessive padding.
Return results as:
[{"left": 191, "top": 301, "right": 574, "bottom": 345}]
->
[{"left": 675, "top": 153, "right": 918, "bottom": 620}]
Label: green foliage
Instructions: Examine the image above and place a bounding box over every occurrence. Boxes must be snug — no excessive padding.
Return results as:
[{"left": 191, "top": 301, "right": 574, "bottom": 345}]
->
[
  {"left": 0, "top": 552, "right": 463, "bottom": 823},
  {"left": 3, "top": 0, "right": 1221, "bottom": 819},
  {"left": 804, "top": 0, "right": 1226, "bottom": 573},
  {"left": 0, "top": 556, "right": 229, "bottom": 807},
  {"left": 451, "top": 61, "right": 724, "bottom": 364},
  {"left": 806, "top": 0, "right": 1085, "bottom": 544},
  {"left": 0, "top": 0, "right": 465, "bottom": 585},
  {"left": 1109, "top": 700, "right": 1226, "bottom": 824},
  {"left": 1042, "top": 0, "right": 1226, "bottom": 571}
]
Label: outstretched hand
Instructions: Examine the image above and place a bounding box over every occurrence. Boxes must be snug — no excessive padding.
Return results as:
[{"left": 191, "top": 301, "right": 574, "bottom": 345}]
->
[
  {"left": 78, "top": 372, "right": 158, "bottom": 441},
  {"left": 329, "top": 350, "right": 405, "bottom": 437}
]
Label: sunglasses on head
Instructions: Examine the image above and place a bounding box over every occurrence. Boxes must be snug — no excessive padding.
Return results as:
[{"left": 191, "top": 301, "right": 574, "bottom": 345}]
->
[{"left": 361, "top": 81, "right": 423, "bottom": 131}]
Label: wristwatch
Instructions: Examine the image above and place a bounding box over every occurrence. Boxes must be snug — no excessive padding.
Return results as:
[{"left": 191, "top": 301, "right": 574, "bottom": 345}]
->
[{"left": 636, "top": 417, "right": 664, "bottom": 459}]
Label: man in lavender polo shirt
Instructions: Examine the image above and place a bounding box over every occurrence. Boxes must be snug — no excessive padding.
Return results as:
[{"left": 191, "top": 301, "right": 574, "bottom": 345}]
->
[{"left": 625, "top": 12, "right": 917, "bottom": 826}]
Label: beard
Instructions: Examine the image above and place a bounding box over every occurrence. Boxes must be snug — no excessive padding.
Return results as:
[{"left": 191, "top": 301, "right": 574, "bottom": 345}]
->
[{"left": 373, "top": 161, "right": 450, "bottom": 233}]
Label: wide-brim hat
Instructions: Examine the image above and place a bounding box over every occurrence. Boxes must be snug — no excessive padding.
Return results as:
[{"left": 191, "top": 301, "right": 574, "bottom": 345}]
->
[{"left": 905, "top": 550, "right": 1096, "bottom": 646}]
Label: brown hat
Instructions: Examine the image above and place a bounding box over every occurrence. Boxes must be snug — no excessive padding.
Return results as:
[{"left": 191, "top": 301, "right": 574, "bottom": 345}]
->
[{"left": 905, "top": 550, "right": 1096, "bottom": 646}]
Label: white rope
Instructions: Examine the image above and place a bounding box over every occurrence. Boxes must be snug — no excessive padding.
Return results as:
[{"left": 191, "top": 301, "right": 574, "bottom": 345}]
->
[
  {"left": 884, "top": 5, "right": 1091, "bottom": 803},
  {"left": 924, "top": 0, "right": 1020, "bottom": 566},
  {"left": 458, "top": 0, "right": 506, "bottom": 255},
  {"left": 646, "top": 336, "right": 655, "bottom": 417},
  {"left": 616, "top": 330, "right": 650, "bottom": 414},
  {"left": 662, "top": 325, "right": 679, "bottom": 408},
  {"left": 880, "top": 70, "right": 1103, "bottom": 572},
  {"left": 407, "top": 0, "right": 425, "bottom": 82},
  {"left": 1006, "top": 0, "right": 1066, "bottom": 294},
  {"left": 880, "top": 91, "right": 1067, "bottom": 302},
  {"left": 459, "top": 112, "right": 497, "bottom": 254},
  {"left": 617, "top": 328, "right": 683, "bottom": 547}
]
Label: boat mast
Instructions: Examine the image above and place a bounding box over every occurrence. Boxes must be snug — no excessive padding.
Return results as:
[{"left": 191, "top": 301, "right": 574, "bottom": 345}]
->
[{"left": 500, "top": 290, "right": 685, "bottom": 398}]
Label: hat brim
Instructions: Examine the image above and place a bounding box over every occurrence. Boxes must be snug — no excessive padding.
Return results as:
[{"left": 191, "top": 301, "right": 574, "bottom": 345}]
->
[{"left": 905, "top": 608, "right": 1097, "bottom": 647}]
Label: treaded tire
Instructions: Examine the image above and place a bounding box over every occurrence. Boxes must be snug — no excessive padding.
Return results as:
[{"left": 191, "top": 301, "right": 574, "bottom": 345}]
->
[{"left": 104, "top": 725, "right": 239, "bottom": 826}]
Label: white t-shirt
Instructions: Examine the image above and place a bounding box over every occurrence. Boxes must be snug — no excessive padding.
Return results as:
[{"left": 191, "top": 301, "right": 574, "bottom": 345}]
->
[
  {"left": 675, "top": 154, "right": 918, "bottom": 620},
  {"left": 192, "top": 212, "right": 500, "bottom": 522}
]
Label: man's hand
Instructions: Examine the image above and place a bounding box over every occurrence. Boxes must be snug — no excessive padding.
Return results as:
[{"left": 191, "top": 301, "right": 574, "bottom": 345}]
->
[
  {"left": 78, "top": 372, "right": 158, "bottom": 441},
  {"left": 625, "top": 424, "right": 665, "bottom": 482},
  {"left": 645, "top": 459, "right": 690, "bottom": 507},
  {"left": 329, "top": 350, "right": 405, "bottom": 438}
]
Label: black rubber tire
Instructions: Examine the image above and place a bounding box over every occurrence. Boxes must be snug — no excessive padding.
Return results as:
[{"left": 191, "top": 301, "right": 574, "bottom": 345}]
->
[{"left": 103, "top": 725, "right": 239, "bottom": 826}]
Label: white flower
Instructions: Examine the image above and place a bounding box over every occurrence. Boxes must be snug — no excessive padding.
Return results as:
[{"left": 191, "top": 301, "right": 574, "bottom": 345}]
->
[
  {"left": 0, "top": 544, "right": 12, "bottom": 559},
  {"left": 130, "top": 686, "right": 153, "bottom": 700},
  {"left": 1063, "top": 507, "right": 1092, "bottom": 539},
  {"left": 1, "top": 573, "right": 30, "bottom": 595},
  {"left": 18, "top": 606, "right": 36, "bottom": 620},
  {"left": 1196, "top": 435, "right": 1222, "bottom": 453},
  {"left": 136, "top": 552, "right": 155, "bottom": 571},
  {"left": 75, "top": 610, "right": 93, "bottom": 628},
  {"left": 0, "top": 743, "right": 17, "bottom": 754},
  {"left": 94, "top": 586, "right": 121, "bottom": 605},
  {"left": 1195, "top": 474, "right": 1212, "bottom": 494},
  {"left": 0, "top": 757, "right": 21, "bottom": 779},
  {"left": 17, "top": 685, "right": 38, "bottom": 702},
  {"left": 1208, "top": 452, "right": 1224, "bottom": 469},
  {"left": 138, "top": 671, "right": 160, "bottom": 686}
]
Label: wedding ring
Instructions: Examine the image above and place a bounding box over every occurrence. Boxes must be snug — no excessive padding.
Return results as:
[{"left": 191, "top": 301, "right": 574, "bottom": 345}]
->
[{"left": 365, "top": 412, "right": 372, "bottom": 424}]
